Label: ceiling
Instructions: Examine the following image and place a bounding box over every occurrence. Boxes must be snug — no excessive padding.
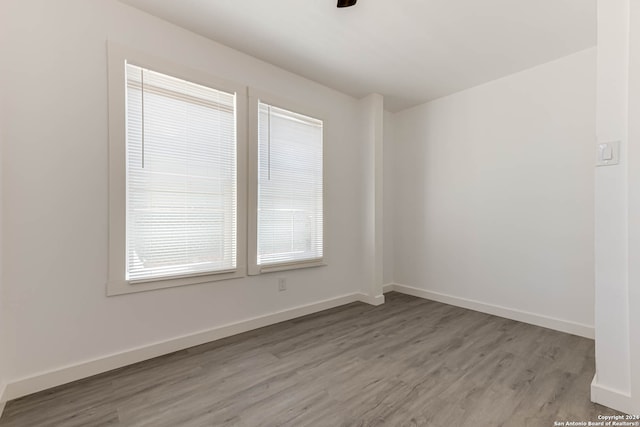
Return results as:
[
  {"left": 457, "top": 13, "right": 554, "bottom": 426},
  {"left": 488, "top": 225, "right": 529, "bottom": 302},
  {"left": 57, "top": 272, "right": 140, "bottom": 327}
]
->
[{"left": 119, "top": 0, "right": 596, "bottom": 112}]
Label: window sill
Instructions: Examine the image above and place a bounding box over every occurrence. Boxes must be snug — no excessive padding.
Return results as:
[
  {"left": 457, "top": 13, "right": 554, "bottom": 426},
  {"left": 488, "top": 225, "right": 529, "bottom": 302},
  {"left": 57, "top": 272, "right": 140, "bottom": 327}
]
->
[
  {"left": 249, "top": 260, "right": 327, "bottom": 275},
  {"left": 107, "top": 267, "right": 245, "bottom": 296}
]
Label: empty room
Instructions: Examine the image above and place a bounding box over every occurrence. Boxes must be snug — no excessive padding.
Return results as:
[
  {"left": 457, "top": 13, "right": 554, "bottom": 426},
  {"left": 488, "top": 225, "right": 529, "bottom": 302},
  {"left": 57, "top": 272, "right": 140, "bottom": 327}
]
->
[{"left": 1, "top": 0, "right": 639, "bottom": 426}]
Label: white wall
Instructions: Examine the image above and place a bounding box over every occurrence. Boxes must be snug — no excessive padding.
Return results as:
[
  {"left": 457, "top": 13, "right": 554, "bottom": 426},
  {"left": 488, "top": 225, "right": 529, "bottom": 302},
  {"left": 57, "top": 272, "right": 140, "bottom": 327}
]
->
[
  {"left": 0, "top": 63, "right": 6, "bottom": 412},
  {"left": 629, "top": 0, "right": 640, "bottom": 414},
  {"left": 383, "top": 111, "right": 395, "bottom": 285},
  {"left": 391, "top": 48, "right": 597, "bottom": 335},
  {"left": 359, "top": 94, "right": 385, "bottom": 304},
  {"left": 0, "top": 3, "right": 8, "bottom": 408},
  {"left": 591, "top": 0, "right": 632, "bottom": 408},
  {"left": 591, "top": 0, "right": 640, "bottom": 415},
  {"left": 0, "top": 0, "right": 371, "bottom": 395}
]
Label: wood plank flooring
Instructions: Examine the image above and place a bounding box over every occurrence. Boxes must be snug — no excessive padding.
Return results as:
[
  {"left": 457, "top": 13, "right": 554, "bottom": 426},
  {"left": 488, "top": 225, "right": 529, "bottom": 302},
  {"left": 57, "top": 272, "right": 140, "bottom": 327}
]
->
[{"left": 0, "top": 292, "right": 622, "bottom": 426}]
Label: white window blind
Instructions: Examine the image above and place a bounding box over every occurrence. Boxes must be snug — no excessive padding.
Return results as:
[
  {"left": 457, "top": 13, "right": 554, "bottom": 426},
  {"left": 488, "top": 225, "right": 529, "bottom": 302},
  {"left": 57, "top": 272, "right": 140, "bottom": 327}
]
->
[
  {"left": 257, "top": 101, "right": 323, "bottom": 267},
  {"left": 125, "top": 63, "right": 237, "bottom": 282}
]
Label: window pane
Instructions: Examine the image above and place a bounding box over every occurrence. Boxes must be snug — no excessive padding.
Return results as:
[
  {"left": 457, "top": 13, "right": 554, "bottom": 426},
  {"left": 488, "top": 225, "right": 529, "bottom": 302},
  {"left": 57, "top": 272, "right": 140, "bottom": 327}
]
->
[
  {"left": 257, "top": 102, "right": 323, "bottom": 266},
  {"left": 126, "top": 64, "right": 237, "bottom": 281}
]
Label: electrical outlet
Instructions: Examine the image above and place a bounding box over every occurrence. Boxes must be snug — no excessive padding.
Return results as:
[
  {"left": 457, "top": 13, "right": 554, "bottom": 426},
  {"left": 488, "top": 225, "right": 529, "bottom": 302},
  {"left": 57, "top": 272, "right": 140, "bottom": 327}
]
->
[{"left": 278, "top": 278, "right": 287, "bottom": 292}]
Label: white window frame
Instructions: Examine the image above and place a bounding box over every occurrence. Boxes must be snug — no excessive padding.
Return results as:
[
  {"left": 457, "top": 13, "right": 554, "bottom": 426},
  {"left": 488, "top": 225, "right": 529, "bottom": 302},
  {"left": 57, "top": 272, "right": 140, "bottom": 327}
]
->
[
  {"left": 247, "top": 88, "right": 327, "bottom": 275},
  {"left": 107, "top": 42, "right": 247, "bottom": 296}
]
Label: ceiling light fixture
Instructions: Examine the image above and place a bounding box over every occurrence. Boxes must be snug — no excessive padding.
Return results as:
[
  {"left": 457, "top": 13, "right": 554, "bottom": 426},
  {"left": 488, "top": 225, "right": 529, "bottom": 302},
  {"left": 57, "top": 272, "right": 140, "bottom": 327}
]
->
[{"left": 337, "top": 0, "right": 357, "bottom": 7}]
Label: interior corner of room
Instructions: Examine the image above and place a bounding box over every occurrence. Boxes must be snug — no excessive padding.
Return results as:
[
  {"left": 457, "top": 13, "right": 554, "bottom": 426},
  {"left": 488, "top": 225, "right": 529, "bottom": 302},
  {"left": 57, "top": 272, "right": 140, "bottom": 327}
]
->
[{"left": 1, "top": 0, "right": 640, "bottom": 423}]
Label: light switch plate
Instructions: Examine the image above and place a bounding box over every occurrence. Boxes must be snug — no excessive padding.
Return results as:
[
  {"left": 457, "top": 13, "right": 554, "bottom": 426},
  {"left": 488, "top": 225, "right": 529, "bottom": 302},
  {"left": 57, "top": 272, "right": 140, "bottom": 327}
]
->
[{"left": 596, "top": 141, "right": 620, "bottom": 166}]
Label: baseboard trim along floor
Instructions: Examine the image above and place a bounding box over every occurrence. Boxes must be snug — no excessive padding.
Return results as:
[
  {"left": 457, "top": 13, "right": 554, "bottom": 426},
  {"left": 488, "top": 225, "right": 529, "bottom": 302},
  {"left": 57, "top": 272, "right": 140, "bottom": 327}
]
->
[
  {"left": 383, "top": 283, "right": 595, "bottom": 339},
  {"left": 0, "top": 292, "right": 620, "bottom": 426},
  {"left": 0, "top": 383, "right": 6, "bottom": 420},
  {"left": 3, "top": 283, "right": 594, "bottom": 403},
  {"left": 4, "top": 291, "right": 381, "bottom": 401},
  {"left": 357, "top": 293, "right": 385, "bottom": 306},
  {"left": 591, "top": 375, "right": 639, "bottom": 415}
]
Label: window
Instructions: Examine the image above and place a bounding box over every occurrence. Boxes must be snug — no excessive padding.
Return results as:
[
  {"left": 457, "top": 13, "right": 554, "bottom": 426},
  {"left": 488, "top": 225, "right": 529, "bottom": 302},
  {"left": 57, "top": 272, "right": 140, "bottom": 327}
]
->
[
  {"left": 108, "top": 45, "right": 325, "bottom": 293},
  {"left": 108, "top": 43, "right": 247, "bottom": 295},
  {"left": 125, "top": 64, "right": 238, "bottom": 281},
  {"left": 248, "top": 92, "right": 325, "bottom": 274}
]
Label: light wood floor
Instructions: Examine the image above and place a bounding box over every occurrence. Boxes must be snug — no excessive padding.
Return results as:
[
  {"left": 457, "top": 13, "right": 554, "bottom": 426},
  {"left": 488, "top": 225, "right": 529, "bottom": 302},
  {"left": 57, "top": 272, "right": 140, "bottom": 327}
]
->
[{"left": 0, "top": 292, "right": 621, "bottom": 427}]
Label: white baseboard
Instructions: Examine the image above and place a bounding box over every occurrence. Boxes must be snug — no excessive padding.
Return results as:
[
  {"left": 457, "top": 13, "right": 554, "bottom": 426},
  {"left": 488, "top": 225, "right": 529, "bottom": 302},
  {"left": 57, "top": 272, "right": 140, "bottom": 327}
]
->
[
  {"left": 591, "top": 375, "right": 638, "bottom": 415},
  {"left": 5, "top": 292, "right": 369, "bottom": 401},
  {"left": 0, "top": 382, "right": 6, "bottom": 419},
  {"left": 358, "top": 293, "right": 385, "bottom": 306},
  {"left": 385, "top": 283, "right": 595, "bottom": 339},
  {"left": 4, "top": 283, "right": 599, "bottom": 406},
  {"left": 382, "top": 283, "right": 396, "bottom": 293}
]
